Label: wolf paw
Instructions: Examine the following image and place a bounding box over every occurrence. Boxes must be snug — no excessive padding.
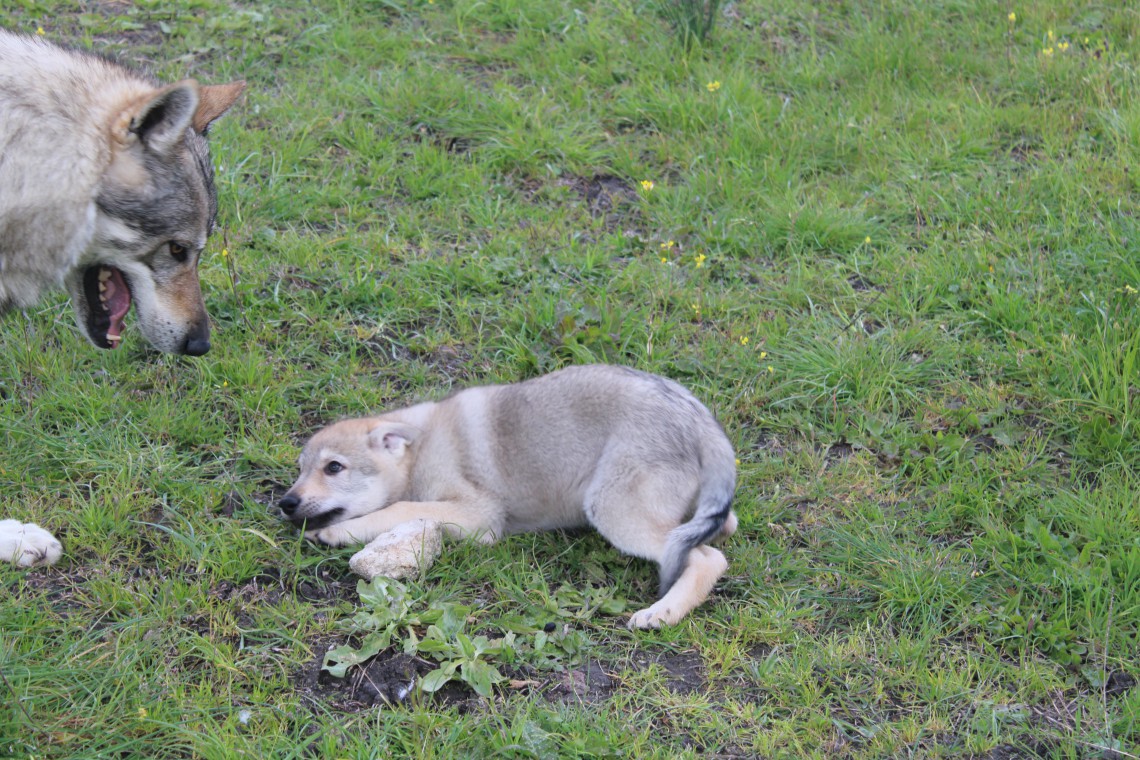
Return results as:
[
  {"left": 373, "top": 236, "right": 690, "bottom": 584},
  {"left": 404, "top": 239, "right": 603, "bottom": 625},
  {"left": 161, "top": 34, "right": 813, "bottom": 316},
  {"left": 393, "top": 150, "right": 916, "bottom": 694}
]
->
[{"left": 0, "top": 520, "right": 63, "bottom": 567}]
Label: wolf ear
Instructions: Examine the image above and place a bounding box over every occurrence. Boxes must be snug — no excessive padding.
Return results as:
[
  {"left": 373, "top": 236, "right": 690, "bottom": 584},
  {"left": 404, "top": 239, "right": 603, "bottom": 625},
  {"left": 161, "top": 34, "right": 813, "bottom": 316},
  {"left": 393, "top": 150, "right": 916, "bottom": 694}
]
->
[
  {"left": 367, "top": 424, "right": 417, "bottom": 458},
  {"left": 192, "top": 81, "right": 246, "bottom": 134},
  {"left": 129, "top": 82, "right": 199, "bottom": 156}
]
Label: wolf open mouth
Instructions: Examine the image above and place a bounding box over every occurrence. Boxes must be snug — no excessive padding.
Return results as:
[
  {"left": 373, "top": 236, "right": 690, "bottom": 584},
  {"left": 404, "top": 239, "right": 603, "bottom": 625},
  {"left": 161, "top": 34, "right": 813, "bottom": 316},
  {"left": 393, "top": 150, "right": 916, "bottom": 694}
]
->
[{"left": 82, "top": 266, "right": 132, "bottom": 349}]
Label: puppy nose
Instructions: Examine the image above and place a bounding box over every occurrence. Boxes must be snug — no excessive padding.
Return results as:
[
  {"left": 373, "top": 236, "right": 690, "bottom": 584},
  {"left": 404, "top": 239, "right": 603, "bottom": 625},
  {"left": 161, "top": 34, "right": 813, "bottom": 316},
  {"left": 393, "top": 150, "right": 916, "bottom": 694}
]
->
[{"left": 278, "top": 493, "right": 300, "bottom": 515}]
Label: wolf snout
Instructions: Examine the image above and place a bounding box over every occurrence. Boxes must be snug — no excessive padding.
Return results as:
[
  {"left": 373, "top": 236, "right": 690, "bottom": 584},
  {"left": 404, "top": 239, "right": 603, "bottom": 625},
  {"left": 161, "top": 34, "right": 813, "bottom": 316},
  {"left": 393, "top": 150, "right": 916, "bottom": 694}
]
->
[
  {"left": 179, "top": 323, "right": 210, "bottom": 356},
  {"left": 181, "top": 334, "right": 210, "bottom": 356}
]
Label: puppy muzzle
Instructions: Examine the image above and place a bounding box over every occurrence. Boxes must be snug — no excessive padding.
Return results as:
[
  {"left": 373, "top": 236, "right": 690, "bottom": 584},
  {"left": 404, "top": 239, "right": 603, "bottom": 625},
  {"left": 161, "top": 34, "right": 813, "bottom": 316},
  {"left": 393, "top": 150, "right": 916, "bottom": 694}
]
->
[{"left": 278, "top": 493, "right": 344, "bottom": 531}]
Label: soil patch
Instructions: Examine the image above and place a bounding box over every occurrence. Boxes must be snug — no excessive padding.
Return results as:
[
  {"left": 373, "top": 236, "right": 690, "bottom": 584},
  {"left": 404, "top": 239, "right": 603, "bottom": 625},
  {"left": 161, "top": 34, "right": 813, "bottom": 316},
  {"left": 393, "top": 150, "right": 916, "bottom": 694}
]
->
[
  {"left": 294, "top": 643, "right": 483, "bottom": 712},
  {"left": 293, "top": 642, "right": 710, "bottom": 714},
  {"left": 629, "top": 649, "right": 706, "bottom": 694}
]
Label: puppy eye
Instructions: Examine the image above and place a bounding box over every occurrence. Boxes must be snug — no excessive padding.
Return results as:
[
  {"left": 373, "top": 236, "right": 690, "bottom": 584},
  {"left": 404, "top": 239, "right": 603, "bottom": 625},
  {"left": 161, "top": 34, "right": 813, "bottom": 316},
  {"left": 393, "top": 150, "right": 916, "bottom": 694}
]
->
[
  {"left": 169, "top": 242, "right": 189, "bottom": 263},
  {"left": 324, "top": 461, "right": 345, "bottom": 475}
]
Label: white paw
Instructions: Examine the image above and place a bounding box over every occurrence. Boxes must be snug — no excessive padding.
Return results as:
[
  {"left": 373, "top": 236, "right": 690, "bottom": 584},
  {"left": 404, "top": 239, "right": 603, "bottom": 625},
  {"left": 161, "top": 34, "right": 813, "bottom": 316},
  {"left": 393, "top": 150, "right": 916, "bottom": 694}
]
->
[
  {"left": 627, "top": 603, "right": 672, "bottom": 630},
  {"left": 308, "top": 524, "right": 360, "bottom": 547},
  {"left": 0, "top": 520, "right": 63, "bottom": 567}
]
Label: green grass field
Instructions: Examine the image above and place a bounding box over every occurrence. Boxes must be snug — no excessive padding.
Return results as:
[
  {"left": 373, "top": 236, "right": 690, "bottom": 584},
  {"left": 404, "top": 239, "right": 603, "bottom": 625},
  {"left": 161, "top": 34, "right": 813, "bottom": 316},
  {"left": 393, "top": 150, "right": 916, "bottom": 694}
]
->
[{"left": 2, "top": 0, "right": 1138, "bottom": 757}]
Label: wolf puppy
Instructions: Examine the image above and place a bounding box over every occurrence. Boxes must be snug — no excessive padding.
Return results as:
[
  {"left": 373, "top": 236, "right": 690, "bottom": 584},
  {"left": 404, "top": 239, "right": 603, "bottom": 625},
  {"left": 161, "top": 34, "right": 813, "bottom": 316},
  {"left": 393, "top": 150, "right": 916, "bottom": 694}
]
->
[
  {"left": 281, "top": 365, "right": 738, "bottom": 628},
  {"left": 0, "top": 30, "right": 243, "bottom": 565}
]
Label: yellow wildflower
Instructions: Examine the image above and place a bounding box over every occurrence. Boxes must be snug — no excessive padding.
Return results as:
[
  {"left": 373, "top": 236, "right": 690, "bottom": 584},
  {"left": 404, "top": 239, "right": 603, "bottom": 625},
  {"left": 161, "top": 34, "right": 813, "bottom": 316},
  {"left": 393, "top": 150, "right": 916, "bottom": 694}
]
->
[
  {"left": 739, "top": 336, "right": 749, "bottom": 345},
  {"left": 660, "top": 240, "right": 675, "bottom": 249},
  {"left": 660, "top": 256, "right": 668, "bottom": 263},
  {"left": 706, "top": 80, "right": 721, "bottom": 92},
  {"left": 1043, "top": 47, "right": 1054, "bottom": 56},
  {"left": 1058, "top": 41, "right": 1069, "bottom": 52},
  {"left": 36, "top": 26, "right": 45, "bottom": 35},
  {"left": 694, "top": 253, "right": 707, "bottom": 268},
  {"left": 767, "top": 366, "right": 774, "bottom": 373},
  {"left": 1047, "top": 29, "right": 1054, "bottom": 41},
  {"left": 1123, "top": 284, "right": 1138, "bottom": 295},
  {"left": 760, "top": 351, "right": 768, "bottom": 359},
  {"left": 864, "top": 236, "right": 871, "bottom": 244},
  {"left": 221, "top": 248, "right": 229, "bottom": 258},
  {"left": 138, "top": 707, "right": 148, "bottom": 718},
  {"left": 640, "top": 180, "right": 655, "bottom": 191},
  {"left": 1007, "top": 11, "right": 1015, "bottom": 22}
]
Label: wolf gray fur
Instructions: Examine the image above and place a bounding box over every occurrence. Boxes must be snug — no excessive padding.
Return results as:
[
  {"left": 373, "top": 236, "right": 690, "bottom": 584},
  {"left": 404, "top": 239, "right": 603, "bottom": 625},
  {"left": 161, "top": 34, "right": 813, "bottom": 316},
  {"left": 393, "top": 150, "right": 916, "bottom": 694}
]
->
[
  {"left": 0, "top": 29, "right": 243, "bottom": 565},
  {"left": 281, "top": 365, "right": 738, "bottom": 628},
  {"left": 0, "top": 29, "right": 243, "bottom": 353}
]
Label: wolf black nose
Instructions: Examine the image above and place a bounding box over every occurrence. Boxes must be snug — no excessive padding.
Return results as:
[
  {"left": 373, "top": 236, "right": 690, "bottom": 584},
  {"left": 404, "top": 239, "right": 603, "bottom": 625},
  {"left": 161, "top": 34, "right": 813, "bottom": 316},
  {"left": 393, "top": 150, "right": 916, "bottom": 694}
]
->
[
  {"left": 279, "top": 494, "right": 300, "bottom": 515},
  {"left": 182, "top": 335, "right": 210, "bottom": 356}
]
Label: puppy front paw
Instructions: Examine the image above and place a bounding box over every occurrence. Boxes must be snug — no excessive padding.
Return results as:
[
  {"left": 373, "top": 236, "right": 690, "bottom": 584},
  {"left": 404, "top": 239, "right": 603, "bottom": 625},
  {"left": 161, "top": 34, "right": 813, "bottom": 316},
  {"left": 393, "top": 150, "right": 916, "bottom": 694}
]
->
[
  {"left": 308, "top": 524, "right": 370, "bottom": 547},
  {"left": 307, "top": 526, "right": 344, "bottom": 546}
]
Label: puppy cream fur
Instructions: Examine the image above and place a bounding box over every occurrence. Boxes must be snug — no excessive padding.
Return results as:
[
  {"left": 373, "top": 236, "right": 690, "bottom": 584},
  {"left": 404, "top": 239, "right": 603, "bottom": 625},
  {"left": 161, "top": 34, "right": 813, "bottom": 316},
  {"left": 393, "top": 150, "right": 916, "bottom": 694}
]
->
[{"left": 282, "top": 365, "right": 737, "bottom": 628}]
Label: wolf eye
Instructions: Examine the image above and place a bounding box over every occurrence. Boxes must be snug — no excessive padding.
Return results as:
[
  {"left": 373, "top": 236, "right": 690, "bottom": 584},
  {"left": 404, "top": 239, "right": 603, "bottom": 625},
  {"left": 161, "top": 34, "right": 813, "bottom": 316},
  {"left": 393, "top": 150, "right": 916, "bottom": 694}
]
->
[
  {"left": 169, "top": 242, "right": 189, "bottom": 263},
  {"left": 324, "top": 461, "right": 345, "bottom": 475}
]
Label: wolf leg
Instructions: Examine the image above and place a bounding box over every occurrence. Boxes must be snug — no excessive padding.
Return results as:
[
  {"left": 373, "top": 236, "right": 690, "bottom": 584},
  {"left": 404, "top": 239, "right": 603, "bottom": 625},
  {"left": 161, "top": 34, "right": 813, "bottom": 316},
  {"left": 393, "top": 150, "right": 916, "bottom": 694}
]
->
[{"left": 0, "top": 519, "right": 62, "bottom": 566}]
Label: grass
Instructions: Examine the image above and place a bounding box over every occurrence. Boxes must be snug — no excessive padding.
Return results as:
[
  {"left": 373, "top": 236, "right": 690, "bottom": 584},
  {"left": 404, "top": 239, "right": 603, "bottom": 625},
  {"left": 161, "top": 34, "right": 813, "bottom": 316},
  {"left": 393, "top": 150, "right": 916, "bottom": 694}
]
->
[{"left": 1, "top": 0, "right": 1138, "bottom": 757}]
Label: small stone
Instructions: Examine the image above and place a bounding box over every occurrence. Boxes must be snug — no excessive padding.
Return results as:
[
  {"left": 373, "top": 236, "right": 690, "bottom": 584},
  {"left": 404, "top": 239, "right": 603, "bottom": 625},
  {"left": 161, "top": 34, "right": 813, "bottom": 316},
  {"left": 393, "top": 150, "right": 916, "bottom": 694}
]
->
[{"left": 348, "top": 519, "right": 443, "bottom": 580}]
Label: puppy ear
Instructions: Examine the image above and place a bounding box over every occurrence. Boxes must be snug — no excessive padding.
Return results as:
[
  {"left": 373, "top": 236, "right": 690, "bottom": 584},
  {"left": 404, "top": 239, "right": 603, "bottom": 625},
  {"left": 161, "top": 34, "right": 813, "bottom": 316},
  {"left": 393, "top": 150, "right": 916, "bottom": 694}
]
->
[
  {"left": 192, "top": 81, "right": 246, "bottom": 134},
  {"left": 367, "top": 424, "right": 417, "bottom": 458},
  {"left": 128, "top": 81, "right": 199, "bottom": 156}
]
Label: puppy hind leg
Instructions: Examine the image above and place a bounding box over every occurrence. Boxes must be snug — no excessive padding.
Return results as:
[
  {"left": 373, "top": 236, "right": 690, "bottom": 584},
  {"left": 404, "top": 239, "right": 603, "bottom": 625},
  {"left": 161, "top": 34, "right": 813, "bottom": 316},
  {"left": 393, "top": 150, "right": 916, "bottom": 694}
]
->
[
  {"left": 627, "top": 546, "right": 727, "bottom": 629},
  {"left": 581, "top": 471, "right": 681, "bottom": 565}
]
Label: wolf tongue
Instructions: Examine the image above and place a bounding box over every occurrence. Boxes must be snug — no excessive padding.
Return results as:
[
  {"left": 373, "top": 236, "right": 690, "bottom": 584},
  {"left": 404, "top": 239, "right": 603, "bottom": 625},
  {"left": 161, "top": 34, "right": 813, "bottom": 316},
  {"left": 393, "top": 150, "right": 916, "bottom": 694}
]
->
[{"left": 102, "top": 268, "right": 131, "bottom": 343}]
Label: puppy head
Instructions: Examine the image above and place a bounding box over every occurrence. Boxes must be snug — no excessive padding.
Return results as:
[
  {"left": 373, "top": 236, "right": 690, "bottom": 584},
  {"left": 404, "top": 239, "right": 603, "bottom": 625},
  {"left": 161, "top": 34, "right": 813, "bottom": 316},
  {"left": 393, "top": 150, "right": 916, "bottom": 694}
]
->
[{"left": 279, "top": 418, "right": 416, "bottom": 531}]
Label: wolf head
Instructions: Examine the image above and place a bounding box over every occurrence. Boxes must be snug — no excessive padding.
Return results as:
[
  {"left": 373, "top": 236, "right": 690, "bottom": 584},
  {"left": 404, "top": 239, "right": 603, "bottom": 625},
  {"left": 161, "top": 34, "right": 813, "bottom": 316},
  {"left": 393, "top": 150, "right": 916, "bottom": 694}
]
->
[{"left": 62, "top": 79, "right": 244, "bottom": 355}]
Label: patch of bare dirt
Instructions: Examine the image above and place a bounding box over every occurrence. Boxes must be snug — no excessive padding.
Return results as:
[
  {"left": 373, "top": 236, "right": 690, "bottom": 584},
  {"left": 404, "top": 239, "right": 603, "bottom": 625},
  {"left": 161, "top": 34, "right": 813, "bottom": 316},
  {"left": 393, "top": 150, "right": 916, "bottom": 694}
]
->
[
  {"left": 292, "top": 642, "right": 713, "bottom": 715},
  {"left": 540, "top": 660, "right": 616, "bottom": 703},
  {"left": 628, "top": 649, "right": 706, "bottom": 694},
  {"left": 554, "top": 175, "right": 638, "bottom": 215},
  {"left": 410, "top": 121, "right": 472, "bottom": 154},
  {"left": 847, "top": 274, "right": 881, "bottom": 292},
  {"left": 293, "top": 644, "right": 483, "bottom": 712},
  {"left": 825, "top": 440, "right": 855, "bottom": 462},
  {"left": 516, "top": 174, "right": 647, "bottom": 236}
]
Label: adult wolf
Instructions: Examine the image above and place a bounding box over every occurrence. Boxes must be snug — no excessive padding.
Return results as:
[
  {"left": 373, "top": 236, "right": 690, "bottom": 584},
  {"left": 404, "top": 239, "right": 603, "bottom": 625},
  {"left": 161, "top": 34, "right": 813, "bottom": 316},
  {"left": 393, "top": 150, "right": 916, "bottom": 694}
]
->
[{"left": 0, "top": 29, "right": 243, "bottom": 565}]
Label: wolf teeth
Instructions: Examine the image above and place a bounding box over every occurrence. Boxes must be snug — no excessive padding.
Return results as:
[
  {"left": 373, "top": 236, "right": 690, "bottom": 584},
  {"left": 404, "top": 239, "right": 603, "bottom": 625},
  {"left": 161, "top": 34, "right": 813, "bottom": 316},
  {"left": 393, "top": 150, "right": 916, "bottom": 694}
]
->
[{"left": 97, "top": 269, "right": 115, "bottom": 311}]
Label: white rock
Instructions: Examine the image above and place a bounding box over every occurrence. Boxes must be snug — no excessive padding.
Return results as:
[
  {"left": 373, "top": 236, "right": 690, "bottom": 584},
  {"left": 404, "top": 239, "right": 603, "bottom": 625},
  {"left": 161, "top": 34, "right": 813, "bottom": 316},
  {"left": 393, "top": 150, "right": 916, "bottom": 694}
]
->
[{"left": 348, "top": 519, "right": 443, "bottom": 580}]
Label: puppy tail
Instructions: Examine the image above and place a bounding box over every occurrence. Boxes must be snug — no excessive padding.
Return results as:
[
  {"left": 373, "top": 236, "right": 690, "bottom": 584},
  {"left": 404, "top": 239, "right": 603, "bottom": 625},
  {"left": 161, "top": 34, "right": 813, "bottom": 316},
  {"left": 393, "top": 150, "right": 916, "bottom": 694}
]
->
[{"left": 657, "top": 447, "right": 736, "bottom": 598}]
